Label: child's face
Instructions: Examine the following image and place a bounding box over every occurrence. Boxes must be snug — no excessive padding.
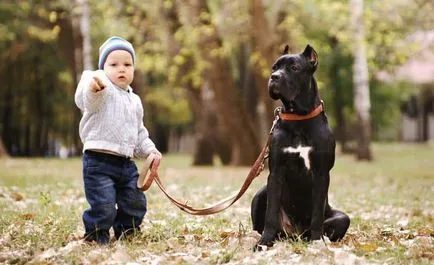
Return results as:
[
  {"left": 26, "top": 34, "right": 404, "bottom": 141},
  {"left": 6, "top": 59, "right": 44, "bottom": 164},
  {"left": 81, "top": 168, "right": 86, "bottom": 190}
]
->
[{"left": 103, "top": 50, "right": 134, "bottom": 89}]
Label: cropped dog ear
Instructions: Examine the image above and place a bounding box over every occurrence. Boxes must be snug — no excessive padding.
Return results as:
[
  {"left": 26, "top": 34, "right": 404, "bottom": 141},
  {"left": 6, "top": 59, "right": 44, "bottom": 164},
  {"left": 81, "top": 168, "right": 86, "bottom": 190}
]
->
[
  {"left": 282, "top": 45, "right": 289, "bottom": 55},
  {"left": 302, "top": 44, "right": 318, "bottom": 69}
]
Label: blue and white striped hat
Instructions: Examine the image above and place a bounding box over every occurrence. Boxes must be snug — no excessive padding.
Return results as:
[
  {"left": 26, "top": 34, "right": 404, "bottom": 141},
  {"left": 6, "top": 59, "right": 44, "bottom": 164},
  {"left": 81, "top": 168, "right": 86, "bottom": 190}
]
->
[{"left": 98, "top": 36, "right": 135, "bottom": 70}]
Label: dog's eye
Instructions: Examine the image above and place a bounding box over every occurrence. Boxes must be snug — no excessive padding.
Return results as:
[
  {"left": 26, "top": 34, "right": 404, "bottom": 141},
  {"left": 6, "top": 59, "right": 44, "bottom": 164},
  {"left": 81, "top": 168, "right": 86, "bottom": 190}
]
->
[
  {"left": 290, "top": 65, "right": 300, "bottom": 72},
  {"left": 271, "top": 65, "right": 278, "bottom": 71}
]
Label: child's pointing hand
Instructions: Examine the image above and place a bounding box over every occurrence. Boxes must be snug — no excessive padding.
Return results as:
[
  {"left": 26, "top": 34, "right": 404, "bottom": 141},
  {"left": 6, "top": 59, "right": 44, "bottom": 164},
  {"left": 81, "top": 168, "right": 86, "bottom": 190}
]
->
[{"left": 90, "top": 76, "right": 106, "bottom": 93}]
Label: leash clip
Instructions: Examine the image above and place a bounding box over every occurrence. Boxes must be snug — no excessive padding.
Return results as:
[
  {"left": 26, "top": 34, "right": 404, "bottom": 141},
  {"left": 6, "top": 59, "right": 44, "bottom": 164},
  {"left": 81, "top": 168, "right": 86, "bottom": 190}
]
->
[
  {"left": 269, "top": 107, "right": 282, "bottom": 134},
  {"left": 273, "top": 106, "right": 282, "bottom": 117}
]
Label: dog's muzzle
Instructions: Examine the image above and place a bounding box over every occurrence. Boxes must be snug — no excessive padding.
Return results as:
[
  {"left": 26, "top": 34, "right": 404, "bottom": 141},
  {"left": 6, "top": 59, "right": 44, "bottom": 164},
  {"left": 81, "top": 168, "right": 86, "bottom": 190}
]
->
[{"left": 268, "top": 73, "right": 281, "bottom": 100}]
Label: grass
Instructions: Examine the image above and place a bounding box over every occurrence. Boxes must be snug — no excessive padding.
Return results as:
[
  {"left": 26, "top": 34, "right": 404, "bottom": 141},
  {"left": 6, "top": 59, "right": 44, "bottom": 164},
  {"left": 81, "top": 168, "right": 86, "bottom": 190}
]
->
[{"left": 0, "top": 142, "right": 433, "bottom": 264}]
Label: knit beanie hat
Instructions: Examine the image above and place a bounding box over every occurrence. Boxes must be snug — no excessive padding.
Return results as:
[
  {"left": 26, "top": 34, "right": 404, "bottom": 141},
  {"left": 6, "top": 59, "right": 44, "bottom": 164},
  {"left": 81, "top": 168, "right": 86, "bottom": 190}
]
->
[{"left": 98, "top": 36, "right": 135, "bottom": 70}]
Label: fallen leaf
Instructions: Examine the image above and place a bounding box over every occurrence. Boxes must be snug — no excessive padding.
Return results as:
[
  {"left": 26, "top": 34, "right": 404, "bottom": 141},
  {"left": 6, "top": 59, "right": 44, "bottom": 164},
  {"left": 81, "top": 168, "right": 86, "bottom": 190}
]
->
[
  {"left": 12, "top": 192, "right": 24, "bottom": 201},
  {"left": 220, "top": 237, "right": 229, "bottom": 247},
  {"left": 356, "top": 242, "right": 378, "bottom": 252},
  {"left": 417, "top": 227, "right": 434, "bottom": 237},
  {"left": 220, "top": 231, "right": 236, "bottom": 239},
  {"left": 21, "top": 213, "right": 35, "bottom": 220}
]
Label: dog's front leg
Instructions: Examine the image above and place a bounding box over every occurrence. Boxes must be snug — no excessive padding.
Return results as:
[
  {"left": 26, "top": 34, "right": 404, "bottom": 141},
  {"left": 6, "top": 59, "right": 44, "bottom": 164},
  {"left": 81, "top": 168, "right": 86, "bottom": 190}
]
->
[
  {"left": 310, "top": 170, "right": 330, "bottom": 240},
  {"left": 254, "top": 171, "right": 283, "bottom": 250}
]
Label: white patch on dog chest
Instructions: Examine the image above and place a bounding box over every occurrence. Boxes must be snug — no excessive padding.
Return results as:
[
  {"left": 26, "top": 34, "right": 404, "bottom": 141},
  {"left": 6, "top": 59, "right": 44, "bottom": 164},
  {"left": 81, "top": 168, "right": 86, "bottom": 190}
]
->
[{"left": 282, "top": 145, "right": 312, "bottom": 170}]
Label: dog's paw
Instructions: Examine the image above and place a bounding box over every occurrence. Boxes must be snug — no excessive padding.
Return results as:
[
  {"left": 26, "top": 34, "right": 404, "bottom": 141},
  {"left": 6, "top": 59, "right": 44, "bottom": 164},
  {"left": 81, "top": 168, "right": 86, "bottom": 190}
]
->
[
  {"left": 253, "top": 239, "right": 274, "bottom": 252},
  {"left": 310, "top": 230, "right": 323, "bottom": 241},
  {"left": 253, "top": 244, "right": 268, "bottom": 252}
]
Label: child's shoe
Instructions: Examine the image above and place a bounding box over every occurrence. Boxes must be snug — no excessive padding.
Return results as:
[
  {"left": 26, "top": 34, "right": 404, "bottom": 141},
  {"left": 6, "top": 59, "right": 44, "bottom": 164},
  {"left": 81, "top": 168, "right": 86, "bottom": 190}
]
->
[{"left": 83, "top": 229, "right": 110, "bottom": 245}]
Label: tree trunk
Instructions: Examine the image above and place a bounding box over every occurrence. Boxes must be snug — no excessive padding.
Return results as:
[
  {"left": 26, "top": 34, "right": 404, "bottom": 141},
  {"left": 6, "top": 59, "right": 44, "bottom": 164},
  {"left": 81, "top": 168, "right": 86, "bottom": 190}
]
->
[
  {"left": 249, "top": 0, "right": 289, "bottom": 142},
  {"left": 191, "top": 95, "right": 215, "bottom": 165},
  {"left": 58, "top": 3, "right": 84, "bottom": 153},
  {"left": 329, "top": 37, "right": 353, "bottom": 154},
  {"left": 191, "top": 83, "right": 232, "bottom": 165},
  {"left": 33, "top": 47, "right": 43, "bottom": 156},
  {"left": 163, "top": 0, "right": 231, "bottom": 165},
  {"left": 350, "top": 0, "right": 372, "bottom": 160},
  {"left": 191, "top": 0, "right": 260, "bottom": 165},
  {"left": 79, "top": 0, "right": 93, "bottom": 71},
  {"left": 1, "top": 63, "right": 13, "bottom": 155},
  {"left": 0, "top": 139, "right": 8, "bottom": 157},
  {"left": 249, "top": 0, "right": 274, "bottom": 141},
  {"left": 162, "top": 0, "right": 211, "bottom": 164}
]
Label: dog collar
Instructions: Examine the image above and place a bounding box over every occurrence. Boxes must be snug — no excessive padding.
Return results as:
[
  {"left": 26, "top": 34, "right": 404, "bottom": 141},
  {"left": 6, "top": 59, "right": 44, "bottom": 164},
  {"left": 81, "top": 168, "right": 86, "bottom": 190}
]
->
[{"left": 278, "top": 101, "right": 324, "bottom": 121}]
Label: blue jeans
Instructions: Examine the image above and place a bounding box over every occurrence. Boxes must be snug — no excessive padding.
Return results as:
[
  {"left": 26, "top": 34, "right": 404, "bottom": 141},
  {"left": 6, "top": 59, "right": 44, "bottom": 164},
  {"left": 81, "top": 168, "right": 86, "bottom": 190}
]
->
[{"left": 82, "top": 150, "right": 147, "bottom": 244}]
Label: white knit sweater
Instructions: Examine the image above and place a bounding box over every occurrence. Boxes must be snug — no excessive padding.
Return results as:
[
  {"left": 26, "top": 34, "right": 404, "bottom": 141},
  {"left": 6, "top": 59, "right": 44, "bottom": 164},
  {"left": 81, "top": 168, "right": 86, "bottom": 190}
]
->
[{"left": 74, "top": 70, "right": 156, "bottom": 158}]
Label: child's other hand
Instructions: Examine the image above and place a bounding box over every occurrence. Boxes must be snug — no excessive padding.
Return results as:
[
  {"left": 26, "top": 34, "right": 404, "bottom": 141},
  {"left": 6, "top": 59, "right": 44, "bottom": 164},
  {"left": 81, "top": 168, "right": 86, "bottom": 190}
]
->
[
  {"left": 89, "top": 76, "right": 106, "bottom": 93},
  {"left": 151, "top": 150, "right": 162, "bottom": 160}
]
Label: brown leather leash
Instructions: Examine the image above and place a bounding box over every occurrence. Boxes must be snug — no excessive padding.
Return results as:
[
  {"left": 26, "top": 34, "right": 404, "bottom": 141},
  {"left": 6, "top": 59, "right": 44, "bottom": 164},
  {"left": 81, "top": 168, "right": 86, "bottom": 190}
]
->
[
  {"left": 137, "top": 116, "right": 278, "bottom": 215},
  {"left": 137, "top": 102, "right": 324, "bottom": 215}
]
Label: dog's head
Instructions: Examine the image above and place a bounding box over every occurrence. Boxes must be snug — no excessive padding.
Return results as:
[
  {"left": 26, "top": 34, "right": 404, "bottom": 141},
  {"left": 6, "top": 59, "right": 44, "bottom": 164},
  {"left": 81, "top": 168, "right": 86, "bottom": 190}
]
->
[{"left": 268, "top": 45, "right": 319, "bottom": 112}]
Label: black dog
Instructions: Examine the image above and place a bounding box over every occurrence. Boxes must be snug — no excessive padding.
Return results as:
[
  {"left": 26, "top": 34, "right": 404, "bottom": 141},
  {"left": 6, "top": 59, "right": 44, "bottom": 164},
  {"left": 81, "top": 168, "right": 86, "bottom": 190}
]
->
[{"left": 251, "top": 45, "right": 350, "bottom": 250}]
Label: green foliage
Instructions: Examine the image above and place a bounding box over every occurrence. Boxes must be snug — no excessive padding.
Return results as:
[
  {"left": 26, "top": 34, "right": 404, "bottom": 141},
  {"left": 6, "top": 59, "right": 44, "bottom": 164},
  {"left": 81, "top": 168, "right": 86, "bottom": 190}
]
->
[
  {"left": 370, "top": 80, "right": 414, "bottom": 140},
  {"left": 39, "top": 191, "right": 52, "bottom": 207},
  {"left": 276, "top": 0, "right": 433, "bottom": 140},
  {"left": 89, "top": 0, "right": 195, "bottom": 128},
  {"left": 0, "top": 1, "right": 73, "bottom": 155},
  {"left": 1, "top": 0, "right": 433, "bottom": 156},
  {"left": 146, "top": 87, "right": 193, "bottom": 126}
]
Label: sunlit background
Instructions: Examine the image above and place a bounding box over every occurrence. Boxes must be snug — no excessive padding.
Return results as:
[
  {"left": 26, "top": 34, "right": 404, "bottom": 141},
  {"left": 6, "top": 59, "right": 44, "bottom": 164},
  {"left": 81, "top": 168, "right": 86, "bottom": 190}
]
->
[{"left": 0, "top": 0, "right": 433, "bottom": 165}]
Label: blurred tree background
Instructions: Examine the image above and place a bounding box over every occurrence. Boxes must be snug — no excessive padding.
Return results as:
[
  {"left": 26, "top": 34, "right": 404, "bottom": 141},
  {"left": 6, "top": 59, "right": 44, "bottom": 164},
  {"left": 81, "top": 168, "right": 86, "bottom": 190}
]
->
[{"left": 0, "top": 0, "right": 433, "bottom": 164}]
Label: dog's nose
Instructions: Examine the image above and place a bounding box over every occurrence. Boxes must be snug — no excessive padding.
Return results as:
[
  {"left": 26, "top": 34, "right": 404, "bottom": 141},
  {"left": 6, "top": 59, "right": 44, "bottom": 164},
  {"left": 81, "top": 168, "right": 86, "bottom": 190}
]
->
[{"left": 271, "top": 73, "right": 280, "bottom": 81}]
